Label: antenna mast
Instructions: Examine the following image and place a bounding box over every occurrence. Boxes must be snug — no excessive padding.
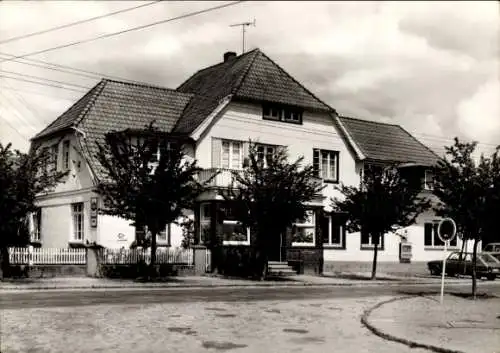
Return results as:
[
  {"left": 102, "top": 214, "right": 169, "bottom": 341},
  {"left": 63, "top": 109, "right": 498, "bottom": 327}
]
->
[{"left": 230, "top": 19, "right": 256, "bottom": 54}]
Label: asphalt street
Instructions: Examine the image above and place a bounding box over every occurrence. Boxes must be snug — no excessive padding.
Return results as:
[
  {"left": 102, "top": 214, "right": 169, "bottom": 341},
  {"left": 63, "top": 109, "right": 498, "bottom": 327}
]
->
[{"left": 2, "top": 282, "right": 499, "bottom": 309}]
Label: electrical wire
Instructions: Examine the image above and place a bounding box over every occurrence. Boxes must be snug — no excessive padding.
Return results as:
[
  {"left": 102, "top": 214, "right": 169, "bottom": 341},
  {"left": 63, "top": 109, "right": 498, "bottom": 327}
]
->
[
  {"left": 0, "top": 1, "right": 246, "bottom": 64},
  {"left": 0, "top": 1, "right": 162, "bottom": 45}
]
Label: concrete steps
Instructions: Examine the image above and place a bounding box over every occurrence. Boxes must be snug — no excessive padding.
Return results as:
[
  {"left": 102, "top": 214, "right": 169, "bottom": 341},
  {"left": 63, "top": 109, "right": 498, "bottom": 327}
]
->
[{"left": 267, "top": 261, "right": 297, "bottom": 277}]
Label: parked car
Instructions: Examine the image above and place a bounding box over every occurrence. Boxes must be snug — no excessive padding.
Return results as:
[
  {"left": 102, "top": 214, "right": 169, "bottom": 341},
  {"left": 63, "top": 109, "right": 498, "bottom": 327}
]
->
[
  {"left": 483, "top": 243, "right": 500, "bottom": 261},
  {"left": 427, "top": 251, "right": 500, "bottom": 281}
]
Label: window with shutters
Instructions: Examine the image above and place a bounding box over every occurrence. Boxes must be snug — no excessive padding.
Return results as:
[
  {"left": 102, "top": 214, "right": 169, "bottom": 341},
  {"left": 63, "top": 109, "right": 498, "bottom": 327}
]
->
[
  {"left": 221, "top": 140, "right": 243, "bottom": 169},
  {"left": 256, "top": 144, "right": 276, "bottom": 168},
  {"left": 313, "top": 149, "right": 339, "bottom": 183},
  {"left": 424, "top": 221, "right": 457, "bottom": 248},
  {"left": 360, "top": 228, "right": 385, "bottom": 250}
]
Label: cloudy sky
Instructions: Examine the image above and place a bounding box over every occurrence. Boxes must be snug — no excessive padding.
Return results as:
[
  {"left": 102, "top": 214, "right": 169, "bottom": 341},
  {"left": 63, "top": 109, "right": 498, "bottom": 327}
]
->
[{"left": 0, "top": 1, "right": 498, "bottom": 158}]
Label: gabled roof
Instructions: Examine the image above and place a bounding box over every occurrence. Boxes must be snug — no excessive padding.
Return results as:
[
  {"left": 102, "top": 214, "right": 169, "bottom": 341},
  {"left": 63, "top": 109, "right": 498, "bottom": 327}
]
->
[
  {"left": 338, "top": 116, "right": 440, "bottom": 166},
  {"left": 174, "top": 48, "right": 333, "bottom": 134},
  {"left": 32, "top": 79, "right": 194, "bottom": 180}
]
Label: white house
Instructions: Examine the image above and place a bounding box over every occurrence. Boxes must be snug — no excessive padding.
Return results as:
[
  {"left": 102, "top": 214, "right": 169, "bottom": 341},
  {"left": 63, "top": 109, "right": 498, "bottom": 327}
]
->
[{"left": 30, "top": 48, "right": 473, "bottom": 271}]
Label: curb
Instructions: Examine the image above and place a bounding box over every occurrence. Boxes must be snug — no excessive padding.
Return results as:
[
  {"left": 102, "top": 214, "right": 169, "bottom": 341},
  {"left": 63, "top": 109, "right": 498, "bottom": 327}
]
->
[
  {"left": 361, "top": 296, "right": 466, "bottom": 353},
  {"left": 0, "top": 278, "right": 478, "bottom": 291}
]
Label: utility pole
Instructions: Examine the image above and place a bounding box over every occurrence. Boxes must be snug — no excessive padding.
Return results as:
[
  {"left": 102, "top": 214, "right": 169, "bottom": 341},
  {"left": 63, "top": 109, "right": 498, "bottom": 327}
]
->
[{"left": 230, "top": 19, "right": 256, "bottom": 54}]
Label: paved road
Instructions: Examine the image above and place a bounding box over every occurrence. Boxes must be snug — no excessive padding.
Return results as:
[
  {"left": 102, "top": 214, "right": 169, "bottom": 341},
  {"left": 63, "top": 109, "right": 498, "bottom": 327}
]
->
[{"left": 2, "top": 282, "right": 499, "bottom": 309}]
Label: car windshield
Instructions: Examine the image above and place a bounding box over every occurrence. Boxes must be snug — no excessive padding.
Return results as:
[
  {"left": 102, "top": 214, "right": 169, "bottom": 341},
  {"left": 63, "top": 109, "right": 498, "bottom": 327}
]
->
[{"left": 480, "top": 253, "right": 500, "bottom": 264}]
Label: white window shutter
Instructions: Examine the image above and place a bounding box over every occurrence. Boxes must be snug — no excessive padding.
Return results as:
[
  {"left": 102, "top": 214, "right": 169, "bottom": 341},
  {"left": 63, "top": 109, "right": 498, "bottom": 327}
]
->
[{"left": 211, "top": 137, "right": 221, "bottom": 168}]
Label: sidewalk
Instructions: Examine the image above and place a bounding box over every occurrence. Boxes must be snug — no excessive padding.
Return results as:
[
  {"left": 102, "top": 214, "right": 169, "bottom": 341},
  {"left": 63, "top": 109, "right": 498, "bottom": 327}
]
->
[
  {"left": 364, "top": 294, "right": 500, "bottom": 353},
  {"left": 0, "top": 272, "right": 476, "bottom": 291}
]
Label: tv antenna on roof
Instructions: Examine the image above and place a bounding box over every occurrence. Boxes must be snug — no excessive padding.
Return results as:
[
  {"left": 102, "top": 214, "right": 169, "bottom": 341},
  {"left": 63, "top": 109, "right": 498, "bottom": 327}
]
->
[{"left": 230, "top": 19, "right": 256, "bottom": 54}]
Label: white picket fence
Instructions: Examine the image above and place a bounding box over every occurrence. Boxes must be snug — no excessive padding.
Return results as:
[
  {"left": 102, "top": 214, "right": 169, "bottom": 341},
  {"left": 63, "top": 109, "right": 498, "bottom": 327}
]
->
[
  {"left": 100, "top": 248, "right": 194, "bottom": 266},
  {"left": 8, "top": 247, "right": 86, "bottom": 265}
]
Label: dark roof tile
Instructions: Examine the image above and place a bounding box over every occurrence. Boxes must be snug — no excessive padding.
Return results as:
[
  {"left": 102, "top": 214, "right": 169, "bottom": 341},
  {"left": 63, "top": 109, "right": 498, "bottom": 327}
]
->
[{"left": 339, "top": 116, "right": 439, "bottom": 166}]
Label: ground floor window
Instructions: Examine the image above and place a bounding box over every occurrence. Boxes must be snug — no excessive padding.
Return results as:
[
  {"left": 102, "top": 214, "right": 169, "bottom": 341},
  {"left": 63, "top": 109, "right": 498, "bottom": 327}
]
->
[
  {"left": 32, "top": 208, "right": 41, "bottom": 242},
  {"left": 424, "top": 222, "right": 457, "bottom": 247},
  {"left": 292, "top": 210, "right": 316, "bottom": 246},
  {"left": 135, "top": 224, "right": 171, "bottom": 245},
  {"left": 220, "top": 203, "right": 250, "bottom": 245},
  {"left": 199, "top": 203, "right": 211, "bottom": 244},
  {"left": 71, "top": 203, "right": 84, "bottom": 242},
  {"left": 322, "top": 214, "right": 345, "bottom": 248},
  {"left": 360, "top": 228, "right": 385, "bottom": 250}
]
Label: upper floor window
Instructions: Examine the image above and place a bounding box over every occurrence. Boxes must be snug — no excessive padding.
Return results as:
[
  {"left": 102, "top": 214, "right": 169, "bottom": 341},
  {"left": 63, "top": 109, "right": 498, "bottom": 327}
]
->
[
  {"left": 221, "top": 140, "right": 242, "bottom": 169},
  {"left": 262, "top": 103, "right": 303, "bottom": 124},
  {"left": 42, "top": 144, "right": 58, "bottom": 173},
  {"left": 313, "top": 149, "right": 339, "bottom": 183},
  {"left": 256, "top": 144, "right": 276, "bottom": 168},
  {"left": 62, "top": 140, "right": 70, "bottom": 171}
]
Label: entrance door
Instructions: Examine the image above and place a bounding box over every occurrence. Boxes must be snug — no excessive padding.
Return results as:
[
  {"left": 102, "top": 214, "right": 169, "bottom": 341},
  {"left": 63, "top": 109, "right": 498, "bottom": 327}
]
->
[{"left": 268, "top": 232, "right": 284, "bottom": 262}]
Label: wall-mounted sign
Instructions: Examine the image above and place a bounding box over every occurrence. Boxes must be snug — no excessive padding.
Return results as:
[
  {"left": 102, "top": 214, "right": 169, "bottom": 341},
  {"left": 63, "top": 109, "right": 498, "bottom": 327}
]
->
[
  {"left": 117, "top": 233, "right": 127, "bottom": 242},
  {"left": 90, "top": 197, "right": 98, "bottom": 228}
]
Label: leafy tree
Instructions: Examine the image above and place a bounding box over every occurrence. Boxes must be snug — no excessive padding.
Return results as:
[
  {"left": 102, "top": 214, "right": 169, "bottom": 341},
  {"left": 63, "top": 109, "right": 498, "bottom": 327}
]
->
[
  {"left": 95, "top": 123, "right": 211, "bottom": 272},
  {"left": 433, "top": 138, "right": 500, "bottom": 298},
  {"left": 0, "top": 142, "right": 67, "bottom": 278},
  {"left": 332, "top": 165, "right": 430, "bottom": 280},
  {"left": 223, "top": 142, "right": 324, "bottom": 278}
]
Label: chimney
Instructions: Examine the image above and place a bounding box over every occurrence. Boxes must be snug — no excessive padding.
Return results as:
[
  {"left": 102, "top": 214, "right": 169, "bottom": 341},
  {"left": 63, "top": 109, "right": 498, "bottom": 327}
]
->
[{"left": 223, "top": 51, "right": 237, "bottom": 62}]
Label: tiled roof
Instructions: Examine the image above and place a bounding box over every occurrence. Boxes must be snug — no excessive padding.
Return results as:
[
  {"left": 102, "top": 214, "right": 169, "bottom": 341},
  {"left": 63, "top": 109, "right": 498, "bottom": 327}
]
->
[
  {"left": 174, "top": 48, "right": 332, "bottom": 134},
  {"left": 338, "top": 116, "right": 440, "bottom": 166},
  {"left": 32, "top": 79, "right": 193, "bottom": 180}
]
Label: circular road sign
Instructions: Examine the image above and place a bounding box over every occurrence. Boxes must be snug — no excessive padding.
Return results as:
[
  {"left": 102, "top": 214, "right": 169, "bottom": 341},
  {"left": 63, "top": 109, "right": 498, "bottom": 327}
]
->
[{"left": 437, "top": 218, "right": 457, "bottom": 243}]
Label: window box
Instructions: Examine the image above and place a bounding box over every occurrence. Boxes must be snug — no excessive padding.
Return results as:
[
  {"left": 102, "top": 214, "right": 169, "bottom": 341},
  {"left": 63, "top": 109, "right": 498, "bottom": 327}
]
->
[{"left": 313, "top": 149, "right": 339, "bottom": 183}]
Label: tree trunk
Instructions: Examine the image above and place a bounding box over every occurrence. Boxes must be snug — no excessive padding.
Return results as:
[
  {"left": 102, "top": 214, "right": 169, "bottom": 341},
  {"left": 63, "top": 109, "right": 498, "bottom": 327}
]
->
[
  {"left": 371, "top": 235, "right": 379, "bottom": 280},
  {"left": 472, "top": 238, "right": 479, "bottom": 299},
  {"left": 0, "top": 246, "right": 9, "bottom": 280},
  {"left": 460, "top": 238, "right": 466, "bottom": 275}
]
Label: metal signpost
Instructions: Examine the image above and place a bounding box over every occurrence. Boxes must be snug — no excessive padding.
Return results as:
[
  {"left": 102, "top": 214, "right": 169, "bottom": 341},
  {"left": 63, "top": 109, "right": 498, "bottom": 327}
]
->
[{"left": 437, "top": 218, "right": 457, "bottom": 304}]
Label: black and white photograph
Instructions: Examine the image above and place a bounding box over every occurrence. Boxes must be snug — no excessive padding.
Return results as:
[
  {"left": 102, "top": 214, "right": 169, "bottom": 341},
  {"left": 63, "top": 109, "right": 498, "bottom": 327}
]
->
[{"left": 0, "top": 1, "right": 499, "bottom": 352}]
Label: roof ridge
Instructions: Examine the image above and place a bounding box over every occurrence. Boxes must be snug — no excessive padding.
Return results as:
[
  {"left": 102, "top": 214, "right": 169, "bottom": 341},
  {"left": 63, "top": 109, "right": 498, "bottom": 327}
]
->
[
  {"left": 339, "top": 115, "right": 400, "bottom": 127},
  {"left": 230, "top": 49, "right": 261, "bottom": 95},
  {"left": 103, "top": 78, "right": 187, "bottom": 93},
  {"left": 73, "top": 79, "right": 108, "bottom": 129},
  {"left": 176, "top": 49, "right": 259, "bottom": 91},
  {"left": 252, "top": 50, "right": 333, "bottom": 112}
]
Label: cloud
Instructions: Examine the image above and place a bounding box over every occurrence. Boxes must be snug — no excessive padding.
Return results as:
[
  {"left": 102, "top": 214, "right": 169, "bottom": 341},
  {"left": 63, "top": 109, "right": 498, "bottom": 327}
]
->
[
  {"left": 0, "top": 0, "right": 498, "bottom": 155},
  {"left": 457, "top": 79, "right": 500, "bottom": 145}
]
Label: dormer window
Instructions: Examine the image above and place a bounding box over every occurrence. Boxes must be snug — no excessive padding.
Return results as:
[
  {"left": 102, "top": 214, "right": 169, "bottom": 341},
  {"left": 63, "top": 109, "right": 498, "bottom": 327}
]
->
[{"left": 263, "top": 103, "right": 303, "bottom": 124}]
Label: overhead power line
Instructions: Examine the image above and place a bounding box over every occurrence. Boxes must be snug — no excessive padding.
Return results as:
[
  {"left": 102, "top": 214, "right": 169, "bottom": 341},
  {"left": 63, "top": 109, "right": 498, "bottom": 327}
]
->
[
  {"left": 0, "top": 114, "right": 30, "bottom": 141},
  {"left": 0, "top": 1, "right": 246, "bottom": 64},
  {"left": 0, "top": 75, "right": 88, "bottom": 93},
  {"left": 0, "top": 69, "right": 93, "bottom": 90},
  {"left": 0, "top": 1, "right": 162, "bottom": 46}
]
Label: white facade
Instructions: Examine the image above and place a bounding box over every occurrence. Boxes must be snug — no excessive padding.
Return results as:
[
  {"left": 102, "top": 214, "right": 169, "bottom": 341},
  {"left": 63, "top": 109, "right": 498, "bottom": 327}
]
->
[{"left": 32, "top": 132, "right": 184, "bottom": 249}]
